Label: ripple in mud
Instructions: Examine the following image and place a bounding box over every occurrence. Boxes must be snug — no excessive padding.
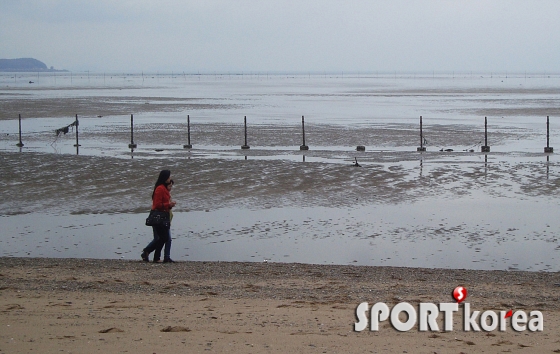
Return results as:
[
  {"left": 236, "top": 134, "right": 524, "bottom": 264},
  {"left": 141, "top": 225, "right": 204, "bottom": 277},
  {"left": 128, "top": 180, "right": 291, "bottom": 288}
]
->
[{"left": 1, "top": 150, "right": 559, "bottom": 215}]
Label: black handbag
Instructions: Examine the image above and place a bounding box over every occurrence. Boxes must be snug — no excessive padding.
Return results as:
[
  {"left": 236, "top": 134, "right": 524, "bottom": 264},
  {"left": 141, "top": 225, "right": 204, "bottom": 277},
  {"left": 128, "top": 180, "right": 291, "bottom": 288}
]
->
[{"left": 145, "top": 210, "right": 170, "bottom": 228}]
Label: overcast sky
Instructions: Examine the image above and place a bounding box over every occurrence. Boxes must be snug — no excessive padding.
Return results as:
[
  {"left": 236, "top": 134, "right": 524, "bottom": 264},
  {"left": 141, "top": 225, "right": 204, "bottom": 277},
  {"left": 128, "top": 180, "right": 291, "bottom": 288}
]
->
[{"left": 1, "top": 0, "right": 559, "bottom": 73}]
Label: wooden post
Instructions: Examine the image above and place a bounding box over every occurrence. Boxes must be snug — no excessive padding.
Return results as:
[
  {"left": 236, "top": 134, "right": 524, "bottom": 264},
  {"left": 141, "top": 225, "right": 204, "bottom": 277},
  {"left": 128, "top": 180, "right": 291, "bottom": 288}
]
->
[
  {"left": 184, "top": 115, "right": 192, "bottom": 148},
  {"left": 300, "top": 115, "right": 309, "bottom": 150},
  {"left": 73, "top": 114, "right": 81, "bottom": 148},
  {"left": 16, "top": 114, "right": 24, "bottom": 147},
  {"left": 241, "top": 116, "right": 250, "bottom": 149},
  {"left": 128, "top": 114, "right": 137, "bottom": 149},
  {"left": 417, "top": 116, "right": 426, "bottom": 151},
  {"left": 481, "top": 117, "right": 490, "bottom": 152},
  {"left": 545, "top": 116, "right": 554, "bottom": 153}
]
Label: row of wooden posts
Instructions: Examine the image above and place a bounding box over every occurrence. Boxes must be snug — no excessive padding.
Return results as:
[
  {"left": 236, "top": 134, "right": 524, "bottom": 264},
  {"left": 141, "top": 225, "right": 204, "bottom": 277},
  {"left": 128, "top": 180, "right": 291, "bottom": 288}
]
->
[
  {"left": 417, "top": 115, "right": 553, "bottom": 153},
  {"left": 14, "top": 114, "right": 554, "bottom": 153}
]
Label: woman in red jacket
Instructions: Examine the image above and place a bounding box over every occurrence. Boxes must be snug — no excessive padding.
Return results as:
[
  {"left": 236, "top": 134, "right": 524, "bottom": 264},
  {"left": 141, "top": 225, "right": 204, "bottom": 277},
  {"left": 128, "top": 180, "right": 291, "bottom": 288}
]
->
[
  {"left": 141, "top": 170, "right": 176, "bottom": 262},
  {"left": 153, "top": 179, "right": 175, "bottom": 262}
]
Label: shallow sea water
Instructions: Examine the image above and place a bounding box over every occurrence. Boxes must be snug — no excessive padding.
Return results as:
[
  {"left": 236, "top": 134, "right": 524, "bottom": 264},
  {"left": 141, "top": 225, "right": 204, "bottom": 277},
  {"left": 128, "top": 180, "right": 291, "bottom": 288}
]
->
[
  {"left": 2, "top": 198, "right": 559, "bottom": 271},
  {"left": 1, "top": 72, "right": 559, "bottom": 271}
]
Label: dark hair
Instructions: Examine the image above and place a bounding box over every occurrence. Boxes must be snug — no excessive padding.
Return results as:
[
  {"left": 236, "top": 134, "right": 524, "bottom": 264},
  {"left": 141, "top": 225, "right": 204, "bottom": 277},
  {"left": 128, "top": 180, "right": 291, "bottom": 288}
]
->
[{"left": 152, "top": 170, "right": 171, "bottom": 199}]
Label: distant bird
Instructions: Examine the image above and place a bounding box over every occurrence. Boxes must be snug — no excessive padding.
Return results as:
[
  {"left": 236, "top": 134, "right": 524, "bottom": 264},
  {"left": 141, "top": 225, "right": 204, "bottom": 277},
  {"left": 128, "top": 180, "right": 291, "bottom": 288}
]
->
[{"left": 353, "top": 157, "right": 361, "bottom": 167}]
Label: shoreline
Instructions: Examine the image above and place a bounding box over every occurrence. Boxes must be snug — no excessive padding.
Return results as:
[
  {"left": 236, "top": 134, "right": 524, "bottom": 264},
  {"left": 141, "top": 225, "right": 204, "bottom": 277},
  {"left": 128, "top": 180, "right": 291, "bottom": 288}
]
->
[{"left": 1, "top": 257, "right": 559, "bottom": 353}]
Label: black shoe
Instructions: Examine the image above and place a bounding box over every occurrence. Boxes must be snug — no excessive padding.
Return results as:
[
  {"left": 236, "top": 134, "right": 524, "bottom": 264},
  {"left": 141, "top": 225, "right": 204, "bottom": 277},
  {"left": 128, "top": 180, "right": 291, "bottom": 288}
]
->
[
  {"left": 163, "top": 258, "right": 175, "bottom": 263},
  {"left": 141, "top": 251, "right": 149, "bottom": 262}
]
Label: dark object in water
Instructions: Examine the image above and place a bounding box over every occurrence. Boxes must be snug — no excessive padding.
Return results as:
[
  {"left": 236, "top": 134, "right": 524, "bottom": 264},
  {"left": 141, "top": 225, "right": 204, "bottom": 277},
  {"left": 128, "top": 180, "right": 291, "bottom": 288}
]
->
[
  {"left": 439, "top": 148, "right": 454, "bottom": 152},
  {"left": 353, "top": 157, "right": 361, "bottom": 167}
]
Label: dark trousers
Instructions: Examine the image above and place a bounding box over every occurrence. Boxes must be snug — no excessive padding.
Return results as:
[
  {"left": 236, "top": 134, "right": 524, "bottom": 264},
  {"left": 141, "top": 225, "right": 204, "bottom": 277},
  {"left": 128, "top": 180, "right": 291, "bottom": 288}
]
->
[
  {"left": 154, "top": 229, "right": 171, "bottom": 261},
  {"left": 143, "top": 225, "right": 169, "bottom": 258}
]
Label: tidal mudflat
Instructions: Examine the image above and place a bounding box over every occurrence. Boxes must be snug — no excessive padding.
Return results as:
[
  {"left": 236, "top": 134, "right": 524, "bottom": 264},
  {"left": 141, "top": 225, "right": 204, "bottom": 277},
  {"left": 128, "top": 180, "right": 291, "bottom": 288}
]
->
[{"left": 1, "top": 73, "right": 560, "bottom": 271}]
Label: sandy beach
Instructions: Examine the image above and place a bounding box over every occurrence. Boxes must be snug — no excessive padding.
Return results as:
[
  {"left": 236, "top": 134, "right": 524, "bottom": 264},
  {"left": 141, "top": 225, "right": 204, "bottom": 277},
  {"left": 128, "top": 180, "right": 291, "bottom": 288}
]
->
[{"left": 1, "top": 257, "right": 559, "bottom": 353}]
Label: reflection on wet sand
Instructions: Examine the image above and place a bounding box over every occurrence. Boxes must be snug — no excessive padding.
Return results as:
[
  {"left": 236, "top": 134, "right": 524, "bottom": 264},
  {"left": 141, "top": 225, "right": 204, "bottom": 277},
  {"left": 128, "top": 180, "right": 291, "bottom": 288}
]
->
[{"left": 547, "top": 154, "right": 550, "bottom": 179}]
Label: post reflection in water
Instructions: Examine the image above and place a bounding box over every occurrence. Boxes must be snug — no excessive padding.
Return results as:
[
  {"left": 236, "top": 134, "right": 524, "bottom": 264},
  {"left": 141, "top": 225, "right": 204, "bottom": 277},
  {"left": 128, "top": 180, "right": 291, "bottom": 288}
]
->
[
  {"left": 484, "top": 154, "right": 488, "bottom": 178},
  {"left": 546, "top": 155, "right": 550, "bottom": 180}
]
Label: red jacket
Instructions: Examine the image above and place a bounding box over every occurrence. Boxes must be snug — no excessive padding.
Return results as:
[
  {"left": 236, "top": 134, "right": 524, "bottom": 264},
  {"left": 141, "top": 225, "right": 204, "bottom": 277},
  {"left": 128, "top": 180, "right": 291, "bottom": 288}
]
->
[{"left": 152, "top": 184, "right": 172, "bottom": 212}]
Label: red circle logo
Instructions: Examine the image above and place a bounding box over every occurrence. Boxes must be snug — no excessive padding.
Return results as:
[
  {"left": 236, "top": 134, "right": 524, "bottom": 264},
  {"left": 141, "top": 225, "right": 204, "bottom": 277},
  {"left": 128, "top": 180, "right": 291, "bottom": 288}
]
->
[{"left": 453, "top": 286, "right": 467, "bottom": 303}]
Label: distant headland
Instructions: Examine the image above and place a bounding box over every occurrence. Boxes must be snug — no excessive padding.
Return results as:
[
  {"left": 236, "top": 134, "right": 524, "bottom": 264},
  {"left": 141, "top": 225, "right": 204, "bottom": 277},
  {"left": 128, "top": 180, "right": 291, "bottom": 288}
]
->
[{"left": 0, "top": 58, "right": 67, "bottom": 72}]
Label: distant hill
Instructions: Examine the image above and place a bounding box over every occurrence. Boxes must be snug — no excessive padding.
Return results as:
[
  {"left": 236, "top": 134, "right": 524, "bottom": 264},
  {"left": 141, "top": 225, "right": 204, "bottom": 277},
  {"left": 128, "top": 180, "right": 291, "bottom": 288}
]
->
[{"left": 0, "top": 58, "right": 66, "bottom": 72}]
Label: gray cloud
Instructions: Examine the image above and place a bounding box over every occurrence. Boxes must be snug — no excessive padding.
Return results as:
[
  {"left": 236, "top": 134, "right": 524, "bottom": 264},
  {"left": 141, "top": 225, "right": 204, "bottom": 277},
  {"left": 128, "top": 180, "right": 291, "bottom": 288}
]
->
[{"left": 1, "top": 0, "right": 559, "bottom": 73}]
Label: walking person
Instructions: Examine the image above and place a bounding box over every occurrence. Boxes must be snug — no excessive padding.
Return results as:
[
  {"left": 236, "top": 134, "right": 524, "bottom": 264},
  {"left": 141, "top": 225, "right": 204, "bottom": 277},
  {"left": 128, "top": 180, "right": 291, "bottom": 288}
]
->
[
  {"left": 153, "top": 179, "right": 175, "bottom": 263},
  {"left": 141, "top": 170, "right": 176, "bottom": 262}
]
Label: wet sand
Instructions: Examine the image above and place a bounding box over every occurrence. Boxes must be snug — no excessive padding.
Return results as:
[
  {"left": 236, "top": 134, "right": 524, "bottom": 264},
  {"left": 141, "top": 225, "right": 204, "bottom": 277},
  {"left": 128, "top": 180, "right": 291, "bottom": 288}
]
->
[
  {"left": 1, "top": 257, "right": 559, "bottom": 353},
  {"left": 0, "top": 143, "right": 557, "bottom": 215},
  {"left": 1, "top": 122, "right": 559, "bottom": 270}
]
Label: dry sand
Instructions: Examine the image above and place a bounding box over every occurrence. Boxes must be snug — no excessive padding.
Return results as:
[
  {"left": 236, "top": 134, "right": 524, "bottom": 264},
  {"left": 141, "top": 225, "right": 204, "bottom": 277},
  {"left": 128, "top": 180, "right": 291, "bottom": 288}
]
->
[{"left": 1, "top": 257, "right": 559, "bottom": 353}]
